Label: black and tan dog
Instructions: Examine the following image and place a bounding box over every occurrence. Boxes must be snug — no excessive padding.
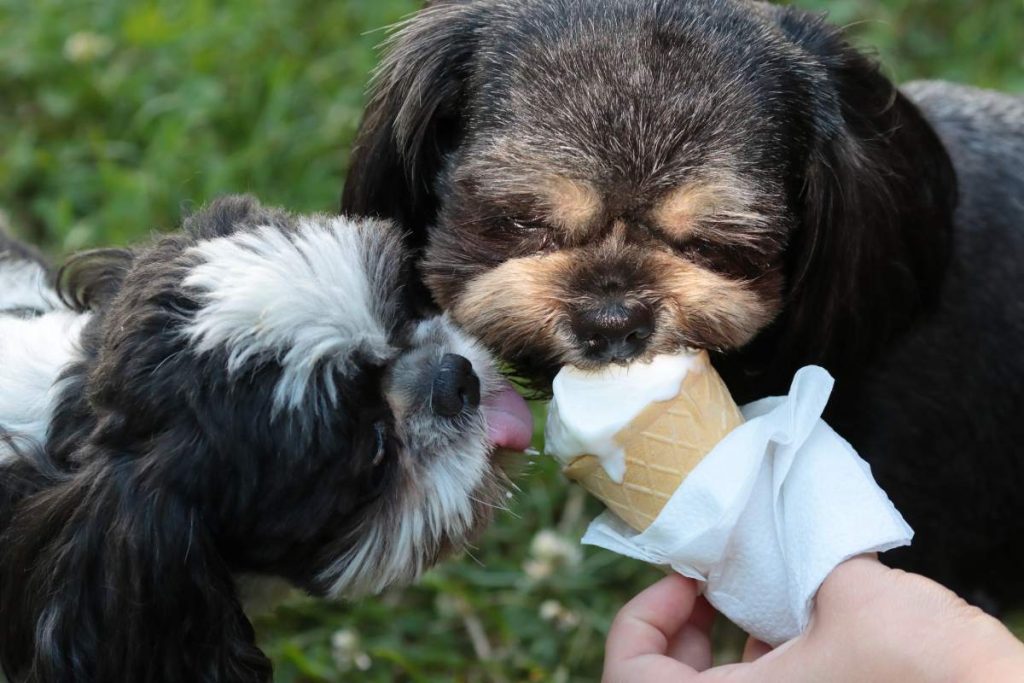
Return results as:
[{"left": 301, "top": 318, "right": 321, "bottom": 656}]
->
[{"left": 343, "top": 0, "right": 1024, "bottom": 608}]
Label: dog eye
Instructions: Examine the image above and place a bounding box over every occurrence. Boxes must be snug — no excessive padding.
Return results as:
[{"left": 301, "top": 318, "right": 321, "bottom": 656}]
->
[
  {"left": 675, "top": 235, "right": 713, "bottom": 257},
  {"left": 371, "top": 421, "right": 387, "bottom": 467},
  {"left": 511, "top": 218, "right": 545, "bottom": 233},
  {"left": 507, "top": 218, "right": 561, "bottom": 252}
]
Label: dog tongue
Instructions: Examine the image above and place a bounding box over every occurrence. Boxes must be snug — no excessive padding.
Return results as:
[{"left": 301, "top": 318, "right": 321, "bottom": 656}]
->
[{"left": 482, "top": 380, "right": 534, "bottom": 451}]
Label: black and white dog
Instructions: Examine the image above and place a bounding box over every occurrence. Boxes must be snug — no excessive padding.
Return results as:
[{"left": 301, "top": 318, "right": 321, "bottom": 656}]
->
[{"left": 0, "top": 195, "right": 532, "bottom": 682}]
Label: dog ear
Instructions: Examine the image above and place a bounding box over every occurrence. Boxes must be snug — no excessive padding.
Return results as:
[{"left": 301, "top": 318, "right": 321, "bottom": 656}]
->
[
  {"left": 765, "top": 6, "right": 957, "bottom": 372},
  {"left": 341, "top": 2, "right": 481, "bottom": 253},
  {"left": 56, "top": 247, "right": 135, "bottom": 312},
  {"left": 0, "top": 461, "right": 272, "bottom": 682}
]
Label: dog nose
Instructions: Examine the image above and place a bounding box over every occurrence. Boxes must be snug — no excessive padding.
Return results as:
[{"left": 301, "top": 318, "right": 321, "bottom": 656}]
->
[
  {"left": 431, "top": 353, "right": 481, "bottom": 417},
  {"left": 571, "top": 301, "right": 654, "bottom": 363}
]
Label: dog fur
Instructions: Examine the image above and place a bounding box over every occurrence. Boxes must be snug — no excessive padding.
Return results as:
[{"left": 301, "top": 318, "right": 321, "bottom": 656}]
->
[
  {"left": 342, "top": 0, "right": 1024, "bottom": 607},
  {"left": 0, "top": 196, "right": 526, "bottom": 681}
]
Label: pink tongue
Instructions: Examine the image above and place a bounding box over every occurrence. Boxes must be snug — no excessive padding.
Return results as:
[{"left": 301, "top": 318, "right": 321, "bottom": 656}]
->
[{"left": 481, "top": 380, "right": 534, "bottom": 451}]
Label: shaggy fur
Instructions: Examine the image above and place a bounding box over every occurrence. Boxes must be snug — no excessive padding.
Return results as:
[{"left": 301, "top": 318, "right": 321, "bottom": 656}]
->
[
  {"left": 0, "top": 196, "right": 525, "bottom": 682},
  {"left": 342, "top": 0, "right": 1024, "bottom": 607}
]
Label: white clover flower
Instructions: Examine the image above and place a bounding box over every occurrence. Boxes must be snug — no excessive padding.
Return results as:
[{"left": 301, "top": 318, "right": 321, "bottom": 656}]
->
[
  {"left": 523, "top": 558, "right": 555, "bottom": 581},
  {"left": 331, "top": 629, "right": 359, "bottom": 653},
  {"left": 558, "top": 610, "right": 581, "bottom": 630},
  {"left": 63, "top": 32, "right": 113, "bottom": 63},
  {"left": 539, "top": 599, "right": 563, "bottom": 621},
  {"left": 539, "top": 599, "right": 581, "bottom": 631},
  {"left": 331, "top": 628, "right": 372, "bottom": 672},
  {"left": 529, "top": 529, "right": 582, "bottom": 566}
]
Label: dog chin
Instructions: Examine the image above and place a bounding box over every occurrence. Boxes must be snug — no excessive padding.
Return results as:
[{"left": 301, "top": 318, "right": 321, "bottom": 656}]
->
[{"left": 319, "top": 315, "right": 531, "bottom": 598}]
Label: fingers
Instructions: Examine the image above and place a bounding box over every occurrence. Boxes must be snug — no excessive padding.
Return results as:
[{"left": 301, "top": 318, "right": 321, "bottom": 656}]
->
[
  {"left": 687, "top": 595, "right": 719, "bottom": 633},
  {"left": 602, "top": 654, "right": 700, "bottom": 683},
  {"left": 665, "top": 596, "right": 717, "bottom": 670},
  {"left": 741, "top": 637, "right": 772, "bottom": 663},
  {"left": 604, "top": 573, "right": 700, "bottom": 664}
]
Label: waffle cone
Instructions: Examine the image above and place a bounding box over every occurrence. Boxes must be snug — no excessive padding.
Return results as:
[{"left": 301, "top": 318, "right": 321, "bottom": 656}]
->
[{"left": 562, "top": 352, "right": 744, "bottom": 531}]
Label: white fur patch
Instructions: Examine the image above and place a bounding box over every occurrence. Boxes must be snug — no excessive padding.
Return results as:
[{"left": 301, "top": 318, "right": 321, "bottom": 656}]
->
[
  {"left": 322, "top": 316, "right": 499, "bottom": 597},
  {"left": 323, "top": 429, "right": 490, "bottom": 597},
  {"left": 0, "top": 310, "right": 89, "bottom": 462},
  {"left": 182, "top": 217, "right": 394, "bottom": 411},
  {"left": 0, "top": 258, "right": 61, "bottom": 313}
]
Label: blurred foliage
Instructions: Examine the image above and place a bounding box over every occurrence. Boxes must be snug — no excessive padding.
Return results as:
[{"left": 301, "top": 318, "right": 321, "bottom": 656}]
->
[
  {"left": 0, "top": 0, "right": 1021, "bottom": 680},
  {"left": 0, "top": 0, "right": 420, "bottom": 251},
  {"left": 797, "top": 0, "right": 1024, "bottom": 89}
]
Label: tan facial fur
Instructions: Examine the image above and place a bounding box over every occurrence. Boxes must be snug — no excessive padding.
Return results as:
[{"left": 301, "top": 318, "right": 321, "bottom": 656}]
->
[
  {"left": 653, "top": 182, "right": 722, "bottom": 239},
  {"left": 450, "top": 252, "right": 575, "bottom": 363},
  {"left": 541, "top": 177, "right": 602, "bottom": 235},
  {"left": 652, "top": 175, "right": 773, "bottom": 248},
  {"left": 649, "top": 251, "right": 780, "bottom": 349},
  {"left": 447, "top": 233, "right": 780, "bottom": 371}
]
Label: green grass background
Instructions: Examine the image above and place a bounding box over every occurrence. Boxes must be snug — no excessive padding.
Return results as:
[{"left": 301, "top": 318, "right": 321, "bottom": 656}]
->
[{"left": 1, "top": 0, "right": 1021, "bottom": 680}]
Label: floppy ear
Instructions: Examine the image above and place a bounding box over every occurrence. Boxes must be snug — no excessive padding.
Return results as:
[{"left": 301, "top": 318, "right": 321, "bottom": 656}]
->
[
  {"left": 0, "top": 461, "right": 271, "bottom": 682},
  {"left": 341, "top": 2, "right": 481, "bottom": 253},
  {"left": 766, "top": 7, "right": 957, "bottom": 372},
  {"left": 56, "top": 247, "right": 135, "bottom": 312}
]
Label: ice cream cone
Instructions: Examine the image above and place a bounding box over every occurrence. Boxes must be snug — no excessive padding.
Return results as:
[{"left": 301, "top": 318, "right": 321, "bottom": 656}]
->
[{"left": 561, "top": 351, "right": 743, "bottom": 531}]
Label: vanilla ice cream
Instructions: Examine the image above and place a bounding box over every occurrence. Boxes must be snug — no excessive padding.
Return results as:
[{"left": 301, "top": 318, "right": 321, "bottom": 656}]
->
[
  {"left": 545, "top": 350, "right": 745, "bottom": 531},
  {"left": 545, "top": 352, "right": 702, "bottom": 483}
]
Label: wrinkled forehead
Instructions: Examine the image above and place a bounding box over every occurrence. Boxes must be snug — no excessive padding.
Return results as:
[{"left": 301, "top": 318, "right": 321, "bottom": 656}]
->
[
  {"left": 454, "top": 132, "right": 767, "bottom": 233},
  {"left": 462, "top": 2, "right": 823, "bottom": 186}
]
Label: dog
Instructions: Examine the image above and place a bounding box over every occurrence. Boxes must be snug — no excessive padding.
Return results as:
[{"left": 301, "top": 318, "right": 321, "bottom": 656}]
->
[
  {"left": 0, "top": 195, "right": 533, "bottom": 682},
  {"left": 341, "top": 0, "right": 1024, "bottom": 608}
]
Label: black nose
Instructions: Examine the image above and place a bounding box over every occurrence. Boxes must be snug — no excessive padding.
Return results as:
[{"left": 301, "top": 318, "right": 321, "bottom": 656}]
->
[
  {"left": 571, "top": 301, "right": 654, "bottom": 363},
  {"left": 431, "top": 353, "right": 481, "bottom": 417}
]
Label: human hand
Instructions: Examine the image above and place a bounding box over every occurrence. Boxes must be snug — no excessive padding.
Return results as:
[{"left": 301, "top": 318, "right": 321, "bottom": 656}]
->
[{"left": 603, "top": 556, "right": 1024, "bottom": 682}]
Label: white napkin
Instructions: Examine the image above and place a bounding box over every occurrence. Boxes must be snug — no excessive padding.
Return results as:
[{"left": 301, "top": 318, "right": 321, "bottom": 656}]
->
[{"left": 581, "top": 366, "right": 913, "bottom": 646}]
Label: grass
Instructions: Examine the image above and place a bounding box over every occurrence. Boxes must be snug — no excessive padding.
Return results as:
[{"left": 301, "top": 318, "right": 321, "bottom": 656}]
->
[{"left": 1, "top": 0, "right": 1021, "bottom": 680}]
